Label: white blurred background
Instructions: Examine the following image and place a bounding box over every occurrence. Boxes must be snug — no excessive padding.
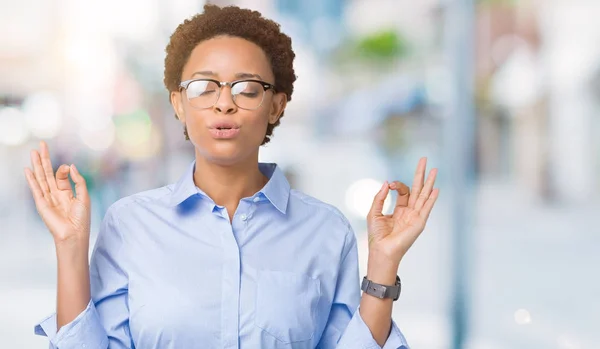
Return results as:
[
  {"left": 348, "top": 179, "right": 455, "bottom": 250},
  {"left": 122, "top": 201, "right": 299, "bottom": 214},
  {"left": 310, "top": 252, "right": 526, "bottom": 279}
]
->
[{"left": 1, "top": 0, "right": 599, "bottom": 348}]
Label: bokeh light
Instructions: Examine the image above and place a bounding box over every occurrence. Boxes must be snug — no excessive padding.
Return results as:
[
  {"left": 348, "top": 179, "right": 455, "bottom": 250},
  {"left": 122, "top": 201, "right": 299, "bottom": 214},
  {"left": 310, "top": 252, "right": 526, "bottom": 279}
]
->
[
  {"left": 0, "top": 107, "right": 29, "bottom": 146},
  {"left": 80, "top": 120, "right": 116, "bottom": 151},
  {"left": 22, "top": 92, "right": 63, "bottom": 139},
  {"left": 114, "top": 109, "right": 160, "bottom": 160},
  {"left": 514, "top": 309, "right": 532, "bottom": 325},
  {"left": 345, "top": 178, "right": 392, "bottom": 218}
]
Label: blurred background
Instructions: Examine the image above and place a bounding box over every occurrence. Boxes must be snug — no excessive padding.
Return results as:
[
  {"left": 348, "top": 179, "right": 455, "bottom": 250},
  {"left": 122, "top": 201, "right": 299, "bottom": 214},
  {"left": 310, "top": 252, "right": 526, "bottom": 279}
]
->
[{"left": 1, "top": 0, "right": 599, "bottom": 348}]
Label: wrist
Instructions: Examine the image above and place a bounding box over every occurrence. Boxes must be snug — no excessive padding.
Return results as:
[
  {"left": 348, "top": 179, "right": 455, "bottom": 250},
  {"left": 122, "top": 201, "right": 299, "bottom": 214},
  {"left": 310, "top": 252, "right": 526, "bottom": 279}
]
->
[
  {"left": 55, "top": 237, "right": 89, "bottom": 260},
  {"left": 366, "top": 251, "right": 400, "bottom": 285},
  {"left": 55, "top": 232, "right": 88, "bottom": 248}
]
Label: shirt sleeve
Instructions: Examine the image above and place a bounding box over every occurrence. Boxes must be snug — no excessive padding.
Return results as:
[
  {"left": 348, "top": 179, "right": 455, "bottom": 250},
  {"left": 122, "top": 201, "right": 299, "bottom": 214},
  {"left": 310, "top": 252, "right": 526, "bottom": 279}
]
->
[
  {"left": 317, "top": 226, "right": 410, "bottom": 349},
  {"left": 34, "top": 204, "right": 133, "bottom": 348}
]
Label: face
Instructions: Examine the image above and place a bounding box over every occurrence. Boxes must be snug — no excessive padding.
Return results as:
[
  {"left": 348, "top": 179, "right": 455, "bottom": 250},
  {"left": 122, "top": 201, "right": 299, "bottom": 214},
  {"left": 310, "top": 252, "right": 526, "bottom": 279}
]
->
[{"left": 170, "top": 36, "right": 287, "bottom": 166}]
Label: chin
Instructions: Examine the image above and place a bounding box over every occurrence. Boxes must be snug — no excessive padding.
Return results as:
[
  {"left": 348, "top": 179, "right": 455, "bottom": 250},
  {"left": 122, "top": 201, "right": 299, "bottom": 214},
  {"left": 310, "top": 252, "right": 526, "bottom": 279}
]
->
[{"left": 195, "top": 142, "right": 252, "bottom": 166}]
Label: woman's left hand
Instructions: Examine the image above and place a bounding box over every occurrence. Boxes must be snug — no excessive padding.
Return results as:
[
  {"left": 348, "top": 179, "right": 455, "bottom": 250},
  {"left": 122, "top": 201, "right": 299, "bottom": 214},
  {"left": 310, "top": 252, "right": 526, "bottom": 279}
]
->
[{"left": 367, "top": 157, "right": 439, "bottom": 266}]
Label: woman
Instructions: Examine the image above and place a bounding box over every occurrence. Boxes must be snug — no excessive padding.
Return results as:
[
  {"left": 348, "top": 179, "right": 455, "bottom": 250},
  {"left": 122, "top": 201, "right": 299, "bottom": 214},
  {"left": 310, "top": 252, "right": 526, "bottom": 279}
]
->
[{"left": 25, "top": 5, "right": 438, "bottom": 349}]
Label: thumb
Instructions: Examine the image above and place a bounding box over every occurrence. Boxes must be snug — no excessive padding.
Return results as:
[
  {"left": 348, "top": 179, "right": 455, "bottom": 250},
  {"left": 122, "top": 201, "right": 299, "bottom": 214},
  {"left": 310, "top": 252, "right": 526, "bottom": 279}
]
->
[
  {"left": 368, "top": 181, "right": 389, "bottom": 218},
  {"left": 55, "top": 164, "right": 73, "bottom": 191},
  {"left": 69, "top": 164, "right": 89, "bottom": 202}
]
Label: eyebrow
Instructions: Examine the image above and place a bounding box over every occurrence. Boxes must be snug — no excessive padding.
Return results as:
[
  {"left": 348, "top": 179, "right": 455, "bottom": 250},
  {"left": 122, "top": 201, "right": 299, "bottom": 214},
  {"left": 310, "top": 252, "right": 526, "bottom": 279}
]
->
[{"left": 190, "top": 71, "right": 263, "bottom": 80}]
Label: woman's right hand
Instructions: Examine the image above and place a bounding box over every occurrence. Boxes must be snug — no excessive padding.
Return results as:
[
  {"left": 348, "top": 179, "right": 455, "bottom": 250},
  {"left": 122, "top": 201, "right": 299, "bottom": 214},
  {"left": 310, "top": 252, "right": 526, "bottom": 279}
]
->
[{"left": 24, "top": 141, "right": 91, "bottom": 246}]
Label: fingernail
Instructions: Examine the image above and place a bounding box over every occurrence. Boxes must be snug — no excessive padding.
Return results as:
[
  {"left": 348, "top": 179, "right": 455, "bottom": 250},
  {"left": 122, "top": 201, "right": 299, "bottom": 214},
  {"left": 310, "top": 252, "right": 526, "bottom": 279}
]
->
[
  {"left": 71, "top": 164, "right": 77, "bottom": 173},
  {"left": 380, "top": 181, "right": 387, "bottom": 191}
]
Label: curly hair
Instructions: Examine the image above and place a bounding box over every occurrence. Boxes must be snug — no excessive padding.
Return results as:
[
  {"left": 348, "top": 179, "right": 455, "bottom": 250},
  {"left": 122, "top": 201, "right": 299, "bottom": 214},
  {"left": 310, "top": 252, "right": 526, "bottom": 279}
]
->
[{"left": 164, "top": 4, "right": 296, "bottom": 145}]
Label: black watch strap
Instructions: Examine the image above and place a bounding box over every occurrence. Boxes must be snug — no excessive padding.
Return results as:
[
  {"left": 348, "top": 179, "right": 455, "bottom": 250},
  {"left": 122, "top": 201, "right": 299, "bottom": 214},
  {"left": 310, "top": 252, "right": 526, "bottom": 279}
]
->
[{"left": 361, "top": 275, "right": 401, "bottom": 301}]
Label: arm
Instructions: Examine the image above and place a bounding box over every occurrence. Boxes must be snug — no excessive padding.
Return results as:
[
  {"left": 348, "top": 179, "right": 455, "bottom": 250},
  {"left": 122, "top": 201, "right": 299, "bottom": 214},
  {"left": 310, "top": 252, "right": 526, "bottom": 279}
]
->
[
  {"left": 24, "top": 142, "right": 93, "bottom": 331},
  {"left": 55, "top": 238, "right": 91, "bottom": 332},
  {"left": 316, "top": 228, "right": 408, "bottom": 349},
  {"left": 26, "top": 142, "right": 131, "bottom": 348},
  {"left": 35, "top": 205, "right": 132, "bottom": 348},
  {"left": 361, "top": 157, "right": 439, "bottom": 346},
  {"left": 358, "top": 253, "right": 398, "bottom": 346},
  {"left": 319, "top": 157, "right": 439, "bottom": 349}
]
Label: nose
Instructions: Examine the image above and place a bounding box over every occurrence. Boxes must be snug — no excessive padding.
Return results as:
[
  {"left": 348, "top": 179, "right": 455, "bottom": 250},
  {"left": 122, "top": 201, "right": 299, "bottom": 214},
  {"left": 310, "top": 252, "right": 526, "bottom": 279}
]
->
[{"left": 213, "top": 86, "right": 237, "bottom": 114}]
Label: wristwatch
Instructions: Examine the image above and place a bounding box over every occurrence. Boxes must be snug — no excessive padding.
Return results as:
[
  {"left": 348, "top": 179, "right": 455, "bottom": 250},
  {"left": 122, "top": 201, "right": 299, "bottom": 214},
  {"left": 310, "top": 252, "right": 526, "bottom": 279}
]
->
[{"left": 361, "top": 275, "right": 401, "bottom": 301}]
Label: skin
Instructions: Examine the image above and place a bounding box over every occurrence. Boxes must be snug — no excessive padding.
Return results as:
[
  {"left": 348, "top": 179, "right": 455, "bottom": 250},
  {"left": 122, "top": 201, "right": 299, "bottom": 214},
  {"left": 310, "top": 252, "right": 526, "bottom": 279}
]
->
[
  {"left": 24, "top": 144, "right": 91, "bottom": 331},
  {"left": 362, "top": 159, "right": 439, "bottom": 345},
  {"left": 170, "top": 36, "right": 287, "bottom": 221},
  {"left": 24, "top": 35, "right": 439, "bottom": 345}
]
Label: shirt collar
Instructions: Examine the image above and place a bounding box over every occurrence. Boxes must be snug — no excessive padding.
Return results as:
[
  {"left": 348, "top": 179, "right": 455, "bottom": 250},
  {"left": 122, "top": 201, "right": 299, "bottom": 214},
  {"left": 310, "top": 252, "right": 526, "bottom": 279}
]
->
[
  {"left": 168, "top": 161, "right": 290, "bottom": 214},
  {"left": 169, "top": 161, "right": 199, "bottom": 208},
  {"left": 256, "top": 162, "right": 290, "bottom": 214}
]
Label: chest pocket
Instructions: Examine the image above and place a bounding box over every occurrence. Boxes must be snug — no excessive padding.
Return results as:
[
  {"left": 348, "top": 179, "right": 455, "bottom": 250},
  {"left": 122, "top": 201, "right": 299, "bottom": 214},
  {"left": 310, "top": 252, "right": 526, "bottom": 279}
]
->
[{"left": 255, "top": 270, "right": 321, "bottom": 344}]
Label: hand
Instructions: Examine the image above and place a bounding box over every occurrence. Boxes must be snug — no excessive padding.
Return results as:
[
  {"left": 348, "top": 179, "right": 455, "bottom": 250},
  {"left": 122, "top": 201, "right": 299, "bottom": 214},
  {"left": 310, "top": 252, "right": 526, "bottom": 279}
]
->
[
  {"left": 24, "top": 141, "right": 91, "bottom": 246},
  {"left": 367, "top": 157, "right": 439, "bottom": 265}
]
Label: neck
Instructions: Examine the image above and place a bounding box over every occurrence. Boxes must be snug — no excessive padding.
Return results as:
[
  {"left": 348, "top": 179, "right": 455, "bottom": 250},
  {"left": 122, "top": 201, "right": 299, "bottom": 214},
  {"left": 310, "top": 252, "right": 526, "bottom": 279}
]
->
[{"left": 192, "top": 150, "right": 268, "bottom": 211}]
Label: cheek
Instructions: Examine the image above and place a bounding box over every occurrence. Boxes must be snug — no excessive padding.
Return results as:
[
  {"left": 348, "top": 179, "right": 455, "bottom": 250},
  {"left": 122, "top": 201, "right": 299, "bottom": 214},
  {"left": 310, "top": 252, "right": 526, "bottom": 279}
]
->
[
  {"left": 181, "top": 110, "right": 206, "bottom": 141},
  {"left": 245, "top": 114, "right": 271, "bottom": 140},
  {"left": 247, "top": 114, "right": 270, "bottom": 128}
]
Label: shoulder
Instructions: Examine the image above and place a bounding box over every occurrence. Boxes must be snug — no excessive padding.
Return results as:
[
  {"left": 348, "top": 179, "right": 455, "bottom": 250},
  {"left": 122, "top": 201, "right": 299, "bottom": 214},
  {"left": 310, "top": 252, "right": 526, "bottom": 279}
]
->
[
  {"left": 289, "top": 190, "right": 350, "bottom": 226},
  {"left": 288, "top": 189, "right": 356, "bottom": 243},
  {"left": 104, "top": 184, "right": 174, "bottom": 219}
]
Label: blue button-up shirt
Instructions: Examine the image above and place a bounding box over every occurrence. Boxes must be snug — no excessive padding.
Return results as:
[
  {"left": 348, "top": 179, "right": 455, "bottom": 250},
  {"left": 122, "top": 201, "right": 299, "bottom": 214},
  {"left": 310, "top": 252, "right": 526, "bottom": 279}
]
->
[{"left": 34, "top": 161, "right": 409, "bottom": 349}]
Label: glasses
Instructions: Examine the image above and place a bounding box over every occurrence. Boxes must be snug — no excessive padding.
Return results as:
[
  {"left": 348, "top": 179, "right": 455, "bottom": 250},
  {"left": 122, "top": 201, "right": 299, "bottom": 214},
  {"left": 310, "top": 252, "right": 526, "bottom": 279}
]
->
[{"left": 179, "top": 78, "right": 276, "bottom": 110}]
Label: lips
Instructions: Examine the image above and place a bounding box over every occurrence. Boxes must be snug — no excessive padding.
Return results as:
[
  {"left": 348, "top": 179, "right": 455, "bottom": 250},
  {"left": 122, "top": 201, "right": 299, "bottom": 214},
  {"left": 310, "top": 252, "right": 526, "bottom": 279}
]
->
[
  {"left": 209, "top": 122, "right": 240, "bottom": 130},
  {"left": 208, "top": 122, "right": 241, "bottom": 139}
]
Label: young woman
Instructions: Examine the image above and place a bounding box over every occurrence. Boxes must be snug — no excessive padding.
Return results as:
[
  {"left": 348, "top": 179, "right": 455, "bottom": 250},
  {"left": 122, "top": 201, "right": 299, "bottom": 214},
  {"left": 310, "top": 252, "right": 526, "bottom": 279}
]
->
[{"left": 25, "top": 5, "right": 438, "bottom": 349}]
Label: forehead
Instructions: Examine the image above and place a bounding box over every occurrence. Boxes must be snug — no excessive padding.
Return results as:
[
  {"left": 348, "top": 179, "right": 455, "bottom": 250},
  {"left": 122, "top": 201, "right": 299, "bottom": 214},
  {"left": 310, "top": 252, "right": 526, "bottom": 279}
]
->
[{"left": 182, "top": 36, "right": 273, "bottom": 81}]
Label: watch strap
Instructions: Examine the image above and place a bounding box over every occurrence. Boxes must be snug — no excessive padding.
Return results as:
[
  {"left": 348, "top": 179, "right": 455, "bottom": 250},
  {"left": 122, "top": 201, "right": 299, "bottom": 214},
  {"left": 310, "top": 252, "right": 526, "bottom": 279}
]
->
[{"left": 361, "top": 275, "right": 401, "bottom": 301}]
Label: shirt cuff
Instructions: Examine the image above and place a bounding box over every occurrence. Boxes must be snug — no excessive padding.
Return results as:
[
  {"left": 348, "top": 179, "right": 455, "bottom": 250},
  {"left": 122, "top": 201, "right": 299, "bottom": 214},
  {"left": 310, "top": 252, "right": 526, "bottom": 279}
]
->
[
  {"left": 338, "top": 305, "right": 410, "bottom": 349},
  {"left": 34, "top": 299, "right": 108, "bottom": 348}
]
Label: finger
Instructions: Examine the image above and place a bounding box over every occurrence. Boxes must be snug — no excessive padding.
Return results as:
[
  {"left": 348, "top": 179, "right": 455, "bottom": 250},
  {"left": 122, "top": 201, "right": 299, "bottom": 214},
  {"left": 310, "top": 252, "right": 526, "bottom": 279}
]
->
[
  {"left": 69, "top": 164, "right": 89, "bottom": 202},
  {"left": 419, "top": 188, "right": 440, "bottom": 221},
  {"left": 414, "top": 168, "right": 438, "bottom": 211},
  {"left": 55, "top": 164, "right": 74, "bottom": 195},
  {"left": 368, "top": 181, "right": 390, "bottom": 218},
  {"left": 389, "top": 181, "right": 410, "bottom": 208},
  {"left": 408, "top": 157, "right": 427, "bottom": 208},
  {"left": 40, "top": 141, "right": 58, "bottom": 193},
  {"left": 30, "top": 150, "right": 51, "bottom": 201},
  {"left": 24, "top": 168, "right": 48, "bottom": 208}
]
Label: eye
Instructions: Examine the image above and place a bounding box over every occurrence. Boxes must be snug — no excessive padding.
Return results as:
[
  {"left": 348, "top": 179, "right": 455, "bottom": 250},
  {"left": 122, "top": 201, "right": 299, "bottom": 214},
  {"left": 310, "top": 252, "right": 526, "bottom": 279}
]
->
[
  {"left": 232, "top": 81, "right": 261, "bottom": 98},
  {"left": 187, "top": 80, "right": 218, "bottom": 98},
  {"left": 198, "top": 90, "right": 216, "bottom": 97},
  {"left": 240, "top": 91, "right": 259, "bottom": 98}
]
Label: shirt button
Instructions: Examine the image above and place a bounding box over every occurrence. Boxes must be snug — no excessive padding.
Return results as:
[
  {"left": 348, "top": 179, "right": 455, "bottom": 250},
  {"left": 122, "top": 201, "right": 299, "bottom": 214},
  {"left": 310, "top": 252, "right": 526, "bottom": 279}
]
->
[
  {"left": 240, "top": 214, "right": 248, "bottom": 221},
  {"left": 253, "top": 197, "right": 260, "bottom": 203}
]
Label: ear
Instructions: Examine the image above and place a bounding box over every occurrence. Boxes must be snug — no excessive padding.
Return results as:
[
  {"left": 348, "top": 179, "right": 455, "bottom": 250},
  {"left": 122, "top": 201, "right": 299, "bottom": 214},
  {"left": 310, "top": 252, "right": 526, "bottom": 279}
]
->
[
  {"left": 170, "top": 91, "right": 186, "bottom": 124},
  {"left": 268, "top": 92, "right": 287, "bottom": 124}
]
